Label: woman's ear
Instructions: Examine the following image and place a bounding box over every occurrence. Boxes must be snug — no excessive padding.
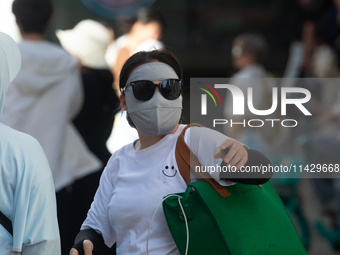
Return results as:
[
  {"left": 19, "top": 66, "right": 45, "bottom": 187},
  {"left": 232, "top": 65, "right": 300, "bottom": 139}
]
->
[{"left": 120, "top": 93, "right": 128, "bottom": 111}]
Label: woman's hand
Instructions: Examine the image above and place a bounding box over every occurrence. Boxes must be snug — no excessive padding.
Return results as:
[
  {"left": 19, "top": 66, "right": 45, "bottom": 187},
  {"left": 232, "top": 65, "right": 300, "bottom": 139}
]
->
[
  {"left": 69, "top": 240, "right": 94, "bottom": 255},
  {"left": 214, "top": 139, "right": 248, "bottom": 170}
]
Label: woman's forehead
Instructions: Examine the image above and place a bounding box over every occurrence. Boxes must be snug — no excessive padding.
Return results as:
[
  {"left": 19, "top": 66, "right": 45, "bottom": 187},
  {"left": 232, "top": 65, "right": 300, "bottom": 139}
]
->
[{"left": 126, "top": 62, "right": 178, "bottom": 86}]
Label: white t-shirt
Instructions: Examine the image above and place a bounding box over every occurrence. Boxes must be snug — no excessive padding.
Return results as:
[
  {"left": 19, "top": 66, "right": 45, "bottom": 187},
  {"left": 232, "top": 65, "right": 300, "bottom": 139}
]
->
[{"left": 82, "top": 124, "right": 234, "bottom": 255}]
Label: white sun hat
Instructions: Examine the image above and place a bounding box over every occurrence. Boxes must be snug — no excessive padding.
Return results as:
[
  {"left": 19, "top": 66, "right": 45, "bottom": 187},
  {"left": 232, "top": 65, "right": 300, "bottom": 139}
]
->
[{"left": 56, "top": 19, "right": 112, "bottom": 69}]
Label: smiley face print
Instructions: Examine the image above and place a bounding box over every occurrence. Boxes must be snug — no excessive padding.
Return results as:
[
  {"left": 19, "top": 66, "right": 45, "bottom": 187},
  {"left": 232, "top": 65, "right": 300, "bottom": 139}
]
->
[{"left": 162, "top": 165, "right": 177, "bottom": 177}]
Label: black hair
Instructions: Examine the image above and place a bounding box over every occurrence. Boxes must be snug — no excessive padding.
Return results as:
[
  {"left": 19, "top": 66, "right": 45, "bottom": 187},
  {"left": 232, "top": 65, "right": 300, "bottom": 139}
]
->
[
  {"left": 233, "top": 33, "right": 268, "bottom": 64},
  {"left": 120, "top": 49, "right": 182, "bottom": 128},
  {"left": 12, "top": 0, "right": 53, "bottom": 34},
  {"left": 137, "top": 8, "right": 166, "bottom": 31}
]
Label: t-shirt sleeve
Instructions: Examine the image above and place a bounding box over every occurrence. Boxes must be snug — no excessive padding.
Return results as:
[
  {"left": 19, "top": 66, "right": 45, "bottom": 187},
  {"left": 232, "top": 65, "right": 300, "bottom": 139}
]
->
[
  {"left": 12, "top": 138, "right": 61, "bottom": 255},
  {"left": 81, "top": 157, "right": 117, "bottom": 248},
  {"left": 184, "top": 126, "right": 238, "bottom": 186}
]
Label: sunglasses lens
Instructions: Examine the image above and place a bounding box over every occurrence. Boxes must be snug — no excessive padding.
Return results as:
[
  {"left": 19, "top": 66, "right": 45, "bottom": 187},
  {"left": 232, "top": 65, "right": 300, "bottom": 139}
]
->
[
  {"left": 159, "top": 79, "right": 182, "bottom": 100},
  {"left": 130, "top": 79, "right": 182, "bottom": 101},
  {"left": 132, "top": 81, "right": 155, "bottom": 101}
]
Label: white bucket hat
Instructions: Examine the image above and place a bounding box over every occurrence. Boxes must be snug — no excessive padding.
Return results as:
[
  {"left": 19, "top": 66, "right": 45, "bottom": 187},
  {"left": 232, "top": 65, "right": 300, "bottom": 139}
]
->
[{"left": 56, "top": 19, "right": 112, "bottom": 69}]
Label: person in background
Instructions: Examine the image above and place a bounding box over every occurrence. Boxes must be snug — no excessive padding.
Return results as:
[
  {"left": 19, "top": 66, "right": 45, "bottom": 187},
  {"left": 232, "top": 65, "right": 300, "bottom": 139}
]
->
[
  {"left": 106, "top": 8, "right": 165, "bottom": 97},
  {"left": 299, "top": 44, "right": 340, "bottom": 250},
  {"left": 223, "top": 33, "right": 275, "bottom": 155},
  {"left": 230, "top": 33, "right": 268, "bottom": 79},
  {"left": 57, "top": 19, "right": 119, "bottom": 167},
  {"left": 0, "top": 0, "right": 102, "bottom": 254},
  {"left": 0, "top": 31, "right": 61, "bottom": 255},
  {"left": 283, "top": 0, "right": 339, "bottom": 79},
  {"left": 57, "top": 20, "right": 119, "bottom": 255}
]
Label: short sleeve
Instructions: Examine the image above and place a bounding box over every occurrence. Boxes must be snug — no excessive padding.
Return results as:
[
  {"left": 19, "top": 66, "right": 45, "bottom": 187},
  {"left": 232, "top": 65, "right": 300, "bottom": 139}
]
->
[
  {"left": 184, "top": 126, "right": 237, "bottom": 186},
  {"left": 11, "top": 137, "right": 61, "bottom": 255}
]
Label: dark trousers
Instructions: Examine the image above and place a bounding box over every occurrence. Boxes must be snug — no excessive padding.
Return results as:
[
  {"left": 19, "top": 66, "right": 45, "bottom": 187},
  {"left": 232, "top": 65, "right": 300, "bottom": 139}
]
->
[{"left": 56, "top": 170, "right": 116, "bottom": 255}]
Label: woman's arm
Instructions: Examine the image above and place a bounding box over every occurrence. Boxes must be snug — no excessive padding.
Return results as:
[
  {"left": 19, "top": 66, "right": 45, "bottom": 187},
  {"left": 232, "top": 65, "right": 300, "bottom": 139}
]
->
[
  {"left": 186, "top": 126, "right": 247, "bottom": 185},
  {"left": 187, "top": 126, "right": 272, "bottom": 185},
  {"left": 70, "top": 158, "right": 118, "bottom": 254},
  {"left": 219, "top": 148, "right": 273, "bottom": 185},
  {"left": 213, "top": 138, "right": 248, "bottom": 171},
  {"left": 70, "top": 229, "right": 108, "bottom": 255}
]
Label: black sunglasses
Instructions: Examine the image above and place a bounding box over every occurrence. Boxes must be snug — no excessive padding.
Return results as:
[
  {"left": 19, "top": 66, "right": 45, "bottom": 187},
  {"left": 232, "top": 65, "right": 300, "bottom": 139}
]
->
[{"left": 122, "top": 79, "right": 183, "bottom": 101}]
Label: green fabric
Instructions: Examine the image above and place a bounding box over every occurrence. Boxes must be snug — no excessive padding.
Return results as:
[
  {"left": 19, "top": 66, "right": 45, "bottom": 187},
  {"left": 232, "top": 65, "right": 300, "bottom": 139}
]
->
[{"left": 163, "top": 181, "right": 307, "bottom": 255}]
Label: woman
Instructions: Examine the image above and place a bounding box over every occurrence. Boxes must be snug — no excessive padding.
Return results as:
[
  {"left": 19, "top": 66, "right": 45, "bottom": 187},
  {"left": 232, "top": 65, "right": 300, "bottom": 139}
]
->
[{"left": 70, "top": 50, "right": 265, "bottom": 255}]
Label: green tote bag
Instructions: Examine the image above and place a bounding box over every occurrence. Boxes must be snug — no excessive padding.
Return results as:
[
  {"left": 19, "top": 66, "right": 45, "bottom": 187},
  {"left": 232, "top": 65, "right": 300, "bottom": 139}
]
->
[{"left": 162, "top": 124, "right": 307, "bottom": 255}]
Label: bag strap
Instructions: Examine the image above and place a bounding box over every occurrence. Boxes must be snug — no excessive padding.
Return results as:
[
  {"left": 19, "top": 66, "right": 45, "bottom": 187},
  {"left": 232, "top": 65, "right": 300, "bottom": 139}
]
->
[
  {"left": 0, "top": 211, "right": 13, "bottom": 236},
  {"left": 175, "top": 124, "right": 231, "bottom": 197}
]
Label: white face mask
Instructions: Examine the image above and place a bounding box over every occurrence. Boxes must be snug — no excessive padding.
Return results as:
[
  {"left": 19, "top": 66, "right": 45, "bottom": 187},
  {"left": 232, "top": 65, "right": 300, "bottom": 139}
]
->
[
  {"left": 126, "top": 90, "right": 182, "bottom": 135},
  {"left": 124, "top": 62, "right": 183, "bottom": 135}
]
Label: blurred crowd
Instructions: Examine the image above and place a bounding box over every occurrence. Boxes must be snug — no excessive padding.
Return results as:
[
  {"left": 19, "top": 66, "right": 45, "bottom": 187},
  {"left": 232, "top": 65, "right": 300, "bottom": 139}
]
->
[
  {"left": 223, "top": 0, "right": 340, "bottom": 252},
  {"left": 2, "top": 0, "right": 340, "bottom": 254}
]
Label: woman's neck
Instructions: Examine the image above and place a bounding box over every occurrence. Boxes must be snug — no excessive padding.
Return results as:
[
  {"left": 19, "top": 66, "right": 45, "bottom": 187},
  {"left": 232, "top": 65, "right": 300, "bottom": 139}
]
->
[
  {"left": 134, "top": 124, "right": 180, "bottom": 150},
  {"left": 135, "top": 133, "right": 165, "bottom": 150}
]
